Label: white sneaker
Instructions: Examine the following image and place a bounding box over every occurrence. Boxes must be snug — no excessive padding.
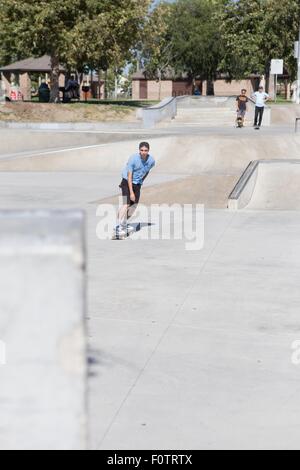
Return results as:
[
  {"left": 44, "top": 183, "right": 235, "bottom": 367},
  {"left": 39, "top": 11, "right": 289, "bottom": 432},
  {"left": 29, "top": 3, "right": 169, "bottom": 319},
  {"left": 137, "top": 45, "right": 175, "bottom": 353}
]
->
[
  {"left": 127, "top": 225, "right": 135, "bottom": 234},
  {"left": 112, "top": 226, "right": 127, "bottom": 239}
]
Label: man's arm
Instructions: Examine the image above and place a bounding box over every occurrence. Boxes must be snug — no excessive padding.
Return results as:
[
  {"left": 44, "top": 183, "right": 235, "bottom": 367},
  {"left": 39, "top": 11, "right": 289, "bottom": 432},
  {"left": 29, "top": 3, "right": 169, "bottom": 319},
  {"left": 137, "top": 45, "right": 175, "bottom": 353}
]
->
[
  {"left": 127, "top": 171, "right": 135, "bottom": 202},
  {"left": 142, "top": 172, "right": 149, "bottom": 183}
]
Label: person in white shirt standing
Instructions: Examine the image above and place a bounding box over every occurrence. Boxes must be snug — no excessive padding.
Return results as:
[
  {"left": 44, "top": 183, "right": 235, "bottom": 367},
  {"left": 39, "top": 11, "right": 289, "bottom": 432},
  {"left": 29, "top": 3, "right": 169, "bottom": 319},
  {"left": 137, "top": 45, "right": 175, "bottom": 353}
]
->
[{"left": 252, "top": 86, "right": 270, "bottom": 129}]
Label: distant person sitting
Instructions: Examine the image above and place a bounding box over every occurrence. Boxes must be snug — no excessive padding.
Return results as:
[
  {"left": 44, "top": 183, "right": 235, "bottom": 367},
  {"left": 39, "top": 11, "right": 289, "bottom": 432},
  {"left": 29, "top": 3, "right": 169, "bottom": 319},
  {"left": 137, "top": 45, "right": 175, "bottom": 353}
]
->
[
  {"left": 38, "top": 82, "right": 50, "bottom": 103},
  {"left": 65, "top": 75, "right": 80, "bottom": 102}
]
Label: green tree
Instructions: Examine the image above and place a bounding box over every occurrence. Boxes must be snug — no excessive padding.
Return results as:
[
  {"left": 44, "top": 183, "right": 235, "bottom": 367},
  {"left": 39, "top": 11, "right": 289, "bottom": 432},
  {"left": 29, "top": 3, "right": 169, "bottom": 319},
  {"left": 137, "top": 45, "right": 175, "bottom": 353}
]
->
[
  {"left": 0, "top": 0, "right": 151, "bottom": 102},
  {"left": 0, "top": 0, "right": 84, "bottom": 101},
  {"left": 67, "top": 1, "right": 150, "bottom": 72},
  {"left": 141, "top": 2, "right": 174, "bottom": 99},
  {"left": 168, "top": 0, "right": 224, "bottom": 82},
  {"left": 264, "top": 0, "right": 300, "bottom": 81},
  {"left": 219, "top": 0, "right": 300, "bottom": 83},
  {"left": 218, "top": 0, "right": 265, "bottom": 78},
  {"left": 67, "top": 0, "right": 150, "bottom": 100}
]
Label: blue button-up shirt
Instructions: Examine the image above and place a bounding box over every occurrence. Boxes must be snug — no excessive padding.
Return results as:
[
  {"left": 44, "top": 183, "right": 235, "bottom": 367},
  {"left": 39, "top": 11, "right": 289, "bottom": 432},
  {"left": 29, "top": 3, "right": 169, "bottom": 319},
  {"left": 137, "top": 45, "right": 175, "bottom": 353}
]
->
[{"left": 122, "top": 153, "right": 155, "bottom": 185}]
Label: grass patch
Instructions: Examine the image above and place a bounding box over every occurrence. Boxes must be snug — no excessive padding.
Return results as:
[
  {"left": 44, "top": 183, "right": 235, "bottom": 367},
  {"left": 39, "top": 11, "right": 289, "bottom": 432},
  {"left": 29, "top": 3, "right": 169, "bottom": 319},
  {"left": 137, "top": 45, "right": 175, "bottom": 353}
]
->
[
  {"left": 26, "top": 98, "right": 159, "bottom": 108},
  {"left": 269, "top": 97, "right": 293, "bottom": 105},
  {"left": 0, "top": 101, "right": 141, "bottom": 122}
]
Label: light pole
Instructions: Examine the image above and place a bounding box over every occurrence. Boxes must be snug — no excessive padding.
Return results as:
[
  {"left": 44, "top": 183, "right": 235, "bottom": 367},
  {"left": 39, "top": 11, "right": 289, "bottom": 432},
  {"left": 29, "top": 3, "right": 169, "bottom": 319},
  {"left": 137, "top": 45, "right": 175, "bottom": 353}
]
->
[{"left": 297, "top": 25, "right": 300, "bottom": 104}]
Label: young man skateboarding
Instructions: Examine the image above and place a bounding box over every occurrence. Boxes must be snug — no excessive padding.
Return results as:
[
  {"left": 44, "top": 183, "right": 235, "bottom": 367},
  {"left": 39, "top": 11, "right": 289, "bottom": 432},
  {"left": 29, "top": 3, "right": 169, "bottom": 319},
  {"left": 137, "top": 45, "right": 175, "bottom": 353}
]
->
[
  {"left": 252, "top": 86, "right": 270, "bottom": 129},
  {"left": 236, "top": 89, "right": 249, "bottom": 127},
  {"left": 113, "top": 142, "right": 155, "bottom": 239}
]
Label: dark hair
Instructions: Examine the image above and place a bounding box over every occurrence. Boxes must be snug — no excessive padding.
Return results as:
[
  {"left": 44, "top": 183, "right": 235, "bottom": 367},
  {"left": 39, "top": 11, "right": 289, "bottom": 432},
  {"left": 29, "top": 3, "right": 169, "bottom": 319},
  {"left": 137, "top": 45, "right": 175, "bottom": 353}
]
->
[{"left": 139, "top": 142, "right": 150, "bottom": 150}]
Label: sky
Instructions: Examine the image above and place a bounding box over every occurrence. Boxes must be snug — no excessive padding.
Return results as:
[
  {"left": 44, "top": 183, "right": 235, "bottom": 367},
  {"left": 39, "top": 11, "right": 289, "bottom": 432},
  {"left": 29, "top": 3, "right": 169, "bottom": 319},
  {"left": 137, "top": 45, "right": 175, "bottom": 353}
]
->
[{"left": 154, "top": 0, "right": 174, "bottom": 4}]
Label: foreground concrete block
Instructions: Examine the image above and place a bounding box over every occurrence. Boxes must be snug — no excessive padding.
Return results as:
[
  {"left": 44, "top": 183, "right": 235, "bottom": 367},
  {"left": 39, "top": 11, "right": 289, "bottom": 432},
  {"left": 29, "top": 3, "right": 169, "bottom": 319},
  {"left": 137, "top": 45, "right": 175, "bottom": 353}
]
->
[{"left": 0, "top": 210, "right": 87, "bottom": 450}]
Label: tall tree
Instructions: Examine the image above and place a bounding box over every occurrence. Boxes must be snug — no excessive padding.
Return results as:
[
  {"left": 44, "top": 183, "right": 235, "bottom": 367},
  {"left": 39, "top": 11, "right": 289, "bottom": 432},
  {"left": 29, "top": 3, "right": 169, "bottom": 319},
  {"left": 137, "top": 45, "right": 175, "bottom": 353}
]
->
[
  {"left": 0, "top": 0, "right": 84, "bottom": 101},
  {"left": 0, "top": 0, "right": 151, "bottom": 102},
  {"left": 141, "top": 2, "right": 174, "bottom": 99},
  {"left": 67, "top": 1, "right": 150, "bottom": 72},
  {"left": 219, "top": 0, "right": 300, "bottom": 83},
  {"left": 264, "top": 0, "right": 300, "bottom": 81},
  {"left": 67, "top": 0, "right": 150, "bottom": 98},
  {"left": 168, "top": 0, "right": 224, "bottom": 82}
]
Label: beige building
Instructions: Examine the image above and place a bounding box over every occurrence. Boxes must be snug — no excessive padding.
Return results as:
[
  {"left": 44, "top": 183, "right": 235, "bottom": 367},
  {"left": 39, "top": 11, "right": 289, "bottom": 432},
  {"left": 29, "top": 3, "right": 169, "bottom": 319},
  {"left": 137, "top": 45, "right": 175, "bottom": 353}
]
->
[
  {"left": 132, "top": 70, "right": 194, "bottom": 100},
  {"left": 132, "top": 70, "right": 266, "bottom": 100}
]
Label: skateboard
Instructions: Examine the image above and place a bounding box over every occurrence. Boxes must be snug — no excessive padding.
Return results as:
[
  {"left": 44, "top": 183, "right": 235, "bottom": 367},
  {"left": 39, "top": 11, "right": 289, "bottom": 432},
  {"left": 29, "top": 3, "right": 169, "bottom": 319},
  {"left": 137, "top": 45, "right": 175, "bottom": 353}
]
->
[
  {"left": 111, "top": 224, "right": 140, "bottom": 240},
  {"left": 236, "top": 116, "right": 244, "bottom": 128}
]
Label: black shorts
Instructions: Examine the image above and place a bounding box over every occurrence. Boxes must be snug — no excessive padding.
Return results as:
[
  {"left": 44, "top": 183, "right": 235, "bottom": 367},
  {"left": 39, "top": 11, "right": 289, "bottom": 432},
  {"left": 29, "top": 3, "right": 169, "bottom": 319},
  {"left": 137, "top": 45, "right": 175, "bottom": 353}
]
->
[{"left": 119, "top": 178, "right": 141, "bottom": 206}]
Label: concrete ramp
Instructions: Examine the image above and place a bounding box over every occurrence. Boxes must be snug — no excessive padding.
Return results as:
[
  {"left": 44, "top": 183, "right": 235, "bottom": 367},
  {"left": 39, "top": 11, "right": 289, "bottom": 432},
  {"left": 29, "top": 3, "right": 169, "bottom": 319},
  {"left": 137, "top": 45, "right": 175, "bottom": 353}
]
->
[
  {"left": 1, "top": 134, "right": 300, "bottom": 174},
  {"left": 229, "top": 160, "right": 300, "bottom": 211},
  {"left": 170, "top": 96, "right": 271, "bottom": 128},
  {"left": 173, "top": 96, "right": 238, "bottom": 127}
]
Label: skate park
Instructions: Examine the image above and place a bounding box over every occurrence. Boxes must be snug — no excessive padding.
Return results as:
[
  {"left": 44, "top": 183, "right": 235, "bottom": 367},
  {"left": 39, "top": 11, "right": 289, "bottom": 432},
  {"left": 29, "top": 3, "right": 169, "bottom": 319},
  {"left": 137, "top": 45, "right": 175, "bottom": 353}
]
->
[{"left": 1, "top": 96, "right": 300, "bottom": 450}]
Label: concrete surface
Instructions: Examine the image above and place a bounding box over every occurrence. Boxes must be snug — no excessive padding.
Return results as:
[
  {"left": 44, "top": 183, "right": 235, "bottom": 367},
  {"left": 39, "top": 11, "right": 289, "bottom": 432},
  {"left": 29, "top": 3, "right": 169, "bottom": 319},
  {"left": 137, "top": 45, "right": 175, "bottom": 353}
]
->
[
  {"left": 89, "top": 210, "right": 300, "bottom": 450},
  {"left": 0, "top": 210, "right": 87, "bottom": 450},
  {"left": 229, "top": 160, "right": 300, "bottom": 211},
  {"left": 271, "top": 105, "right": 300, "bottom": 126},
  {"left": 0, "top": 130, "right": 299, "bottom": 212},
  {"left": 1, "top": 100, "right": 300, "bottom": 450},
  {"left": 246, "top": 160, "right": 300, "bottom": 210},
  {"left": 169, "top": 96, "right": 271, "bottom": 128},
  {"left": 142, "top": 97, "right": 177, "bottom": 128}
]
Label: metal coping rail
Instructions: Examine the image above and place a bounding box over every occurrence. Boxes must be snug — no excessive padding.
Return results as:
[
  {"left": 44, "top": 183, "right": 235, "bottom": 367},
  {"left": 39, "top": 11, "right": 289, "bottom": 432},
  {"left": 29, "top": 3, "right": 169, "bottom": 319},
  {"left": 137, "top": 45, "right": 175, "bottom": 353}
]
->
[{"left": 228, "top": 161, "right": 258, "bottom": 201}]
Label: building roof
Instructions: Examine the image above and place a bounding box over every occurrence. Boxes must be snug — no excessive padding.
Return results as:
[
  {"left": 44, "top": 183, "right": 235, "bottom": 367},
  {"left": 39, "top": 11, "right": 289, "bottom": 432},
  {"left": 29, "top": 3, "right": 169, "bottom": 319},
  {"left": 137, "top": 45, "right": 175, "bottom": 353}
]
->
[{"left": 0, "top": 55, "right": 65, "bottom": 73}]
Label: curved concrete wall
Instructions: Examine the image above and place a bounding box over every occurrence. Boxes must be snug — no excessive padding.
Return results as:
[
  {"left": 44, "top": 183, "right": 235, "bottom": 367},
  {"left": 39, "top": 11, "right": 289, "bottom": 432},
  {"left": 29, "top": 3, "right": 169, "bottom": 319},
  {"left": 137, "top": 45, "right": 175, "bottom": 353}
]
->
[{"left": 0, "top": 135, "right": 299, "bottom": 176}]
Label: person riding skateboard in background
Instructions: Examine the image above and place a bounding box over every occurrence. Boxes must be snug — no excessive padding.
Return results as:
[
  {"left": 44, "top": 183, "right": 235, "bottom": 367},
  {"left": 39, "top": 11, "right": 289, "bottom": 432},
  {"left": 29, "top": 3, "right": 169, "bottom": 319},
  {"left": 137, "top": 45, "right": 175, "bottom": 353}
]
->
[
  {"left": 113, "top": 142, "right": 155, "bottom": 239},
  {"left": 236, "top": 89, "right": 249, "bottom": 127}
]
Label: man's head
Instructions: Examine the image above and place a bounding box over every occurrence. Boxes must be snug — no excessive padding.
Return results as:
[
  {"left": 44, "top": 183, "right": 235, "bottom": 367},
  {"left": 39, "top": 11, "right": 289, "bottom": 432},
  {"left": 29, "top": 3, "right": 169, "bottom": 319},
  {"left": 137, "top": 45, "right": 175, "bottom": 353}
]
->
[
  {"left": 241, "top": 89, "right": 247, "bottom": 95},
  {"left": 139, "top": 142, "right": 150, "bottom": 160},
  {"left": 258, "top": 86, "right": 264, "bottom": 92}
]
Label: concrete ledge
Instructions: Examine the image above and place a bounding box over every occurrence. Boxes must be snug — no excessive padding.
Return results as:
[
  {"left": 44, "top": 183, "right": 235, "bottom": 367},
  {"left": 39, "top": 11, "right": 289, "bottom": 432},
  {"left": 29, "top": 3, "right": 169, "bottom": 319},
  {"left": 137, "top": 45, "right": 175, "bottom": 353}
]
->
[
  {"left": 228, "top": 160, "right": 300, "bottom": 210},
  {"left": 142, "top": 97, "right": 177, "bottom": 128},
  {"left": 0, "top": 210, "right": 87, "bottom": 450},
  {"left": 228, "top": 161, "right": 259, "bottom": 210}
]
